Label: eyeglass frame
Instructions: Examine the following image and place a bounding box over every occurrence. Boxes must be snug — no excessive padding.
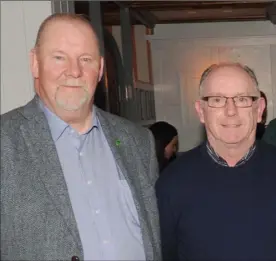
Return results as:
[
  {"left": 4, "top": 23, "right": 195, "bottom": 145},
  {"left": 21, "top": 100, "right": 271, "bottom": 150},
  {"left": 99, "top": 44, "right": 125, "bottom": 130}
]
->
[{"left": 201, "top": 95, "right": 260, "bottom": 108}]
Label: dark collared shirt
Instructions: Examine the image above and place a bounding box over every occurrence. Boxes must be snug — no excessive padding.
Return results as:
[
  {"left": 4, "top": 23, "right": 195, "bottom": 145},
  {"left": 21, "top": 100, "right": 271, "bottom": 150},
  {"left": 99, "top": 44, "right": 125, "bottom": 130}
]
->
[{"left": 206, "top": 142, "right": 256, "bottom": 167}]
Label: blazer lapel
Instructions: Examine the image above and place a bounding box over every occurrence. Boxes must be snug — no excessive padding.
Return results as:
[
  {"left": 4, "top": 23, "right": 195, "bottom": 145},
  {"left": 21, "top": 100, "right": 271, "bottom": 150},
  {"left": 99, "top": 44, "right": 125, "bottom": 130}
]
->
[
  {"left": 96, "top": 108, "right": 133, "bottom": 181},
  {"left": 96, "top": 111, "right": 128, "bottom": 179},
  {"left": 19, "top": 98, "right": 83, "bottom": 257},
  {"left": 96, "top": 108, "right": 156, "bottom": 260}
]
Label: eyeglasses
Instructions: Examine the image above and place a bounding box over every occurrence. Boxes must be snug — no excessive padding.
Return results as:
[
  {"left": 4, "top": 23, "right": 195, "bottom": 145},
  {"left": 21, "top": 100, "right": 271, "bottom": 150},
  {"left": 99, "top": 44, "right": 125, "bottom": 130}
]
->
[{"left": 201, "top": 96, "right": 259, "bottom": 108}]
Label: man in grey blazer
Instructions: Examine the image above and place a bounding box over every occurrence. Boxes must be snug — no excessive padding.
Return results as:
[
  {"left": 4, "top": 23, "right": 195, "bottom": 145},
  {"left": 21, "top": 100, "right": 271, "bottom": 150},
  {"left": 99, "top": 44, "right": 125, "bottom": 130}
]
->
[{"left": 1, "top": 13, "right": 161, "bottom": 261}]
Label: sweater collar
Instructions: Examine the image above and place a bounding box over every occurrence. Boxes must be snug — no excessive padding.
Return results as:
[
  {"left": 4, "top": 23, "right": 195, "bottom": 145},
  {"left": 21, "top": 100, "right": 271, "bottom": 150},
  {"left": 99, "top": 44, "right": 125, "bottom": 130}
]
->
[{"left": 206, "top": 141, "right": 256, "bottom": 167}]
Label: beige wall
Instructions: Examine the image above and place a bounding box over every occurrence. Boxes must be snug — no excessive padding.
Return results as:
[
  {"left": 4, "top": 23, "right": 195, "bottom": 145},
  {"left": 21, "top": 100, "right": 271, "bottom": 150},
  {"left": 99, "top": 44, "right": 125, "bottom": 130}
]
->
[
  {"left": 1, "top": 1, "right": 52, "bottom": 114},
  {"left": 148, "top": 21, "right": 276, "bottom": 151}
]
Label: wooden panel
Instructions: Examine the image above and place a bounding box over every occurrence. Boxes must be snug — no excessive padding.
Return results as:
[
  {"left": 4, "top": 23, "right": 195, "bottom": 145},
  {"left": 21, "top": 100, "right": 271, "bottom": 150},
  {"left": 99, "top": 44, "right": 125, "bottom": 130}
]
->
[
  {"left": 99, "top": 1, "right": 273, "bottom": 25},
  {"left": 146, "top": 27, "right": 153, "bottom": 84},
  {"left": 134, "top": 25, "right": 150, "bottom": 83}
]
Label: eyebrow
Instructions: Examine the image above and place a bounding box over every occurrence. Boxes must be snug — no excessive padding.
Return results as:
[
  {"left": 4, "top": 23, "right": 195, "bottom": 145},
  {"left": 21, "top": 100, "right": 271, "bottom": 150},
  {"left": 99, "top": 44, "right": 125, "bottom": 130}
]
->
[
  {"left": 204, "top": 92, "right": 255, "bottom": 96},
  {"left": 51, "top": 50, "right": 66, "bottom": 55},
  {"left": 51, "top": 50, "right": 97, "bottom": 58}
]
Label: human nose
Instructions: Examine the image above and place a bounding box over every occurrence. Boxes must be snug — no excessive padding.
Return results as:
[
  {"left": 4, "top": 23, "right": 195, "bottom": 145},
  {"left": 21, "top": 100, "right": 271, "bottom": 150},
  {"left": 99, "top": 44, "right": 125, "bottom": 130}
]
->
[
  {"left": 66, "top": 59, "right": 82, "bottom": 78},
  {"left": 225, "top": 97, "right": 238, "bottom": 116}
]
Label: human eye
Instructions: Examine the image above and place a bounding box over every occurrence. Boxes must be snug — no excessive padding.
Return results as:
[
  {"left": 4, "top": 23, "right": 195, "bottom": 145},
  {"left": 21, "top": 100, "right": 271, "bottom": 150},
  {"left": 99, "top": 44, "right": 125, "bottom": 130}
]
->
[
  {"left": 211, "top": 96, "right": 223, "bottom": 103},
  {"left": 53, "top": 55, "right": 65, "bottom": 61},
  {"left": 207, "top": 96, "right": 225, "bottom": 107},
  {"left": 235, "top": 96, "right": 251, "bottom": 106},
  {"left": 81, "top": 58, "right": 100, "bottom": 70},
  {"left": 237, "top": 96, "right": 248, "bottom": 102},
  {"left": 80, "top": 56, "right": 93, "bottom": 63}
]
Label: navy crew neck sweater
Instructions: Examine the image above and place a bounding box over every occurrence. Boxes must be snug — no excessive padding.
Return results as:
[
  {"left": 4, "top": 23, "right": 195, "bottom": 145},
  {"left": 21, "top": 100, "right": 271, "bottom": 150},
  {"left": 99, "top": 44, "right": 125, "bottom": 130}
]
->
[{"left": 156, "top": 141, "right": 276, "bottom": 261}]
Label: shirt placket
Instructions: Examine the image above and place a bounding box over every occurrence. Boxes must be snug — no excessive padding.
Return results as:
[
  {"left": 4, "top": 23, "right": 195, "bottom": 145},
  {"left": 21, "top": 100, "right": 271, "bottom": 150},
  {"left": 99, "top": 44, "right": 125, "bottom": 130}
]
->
[{"left": 80, "top": 130, "right": 115, "bottom": 259}]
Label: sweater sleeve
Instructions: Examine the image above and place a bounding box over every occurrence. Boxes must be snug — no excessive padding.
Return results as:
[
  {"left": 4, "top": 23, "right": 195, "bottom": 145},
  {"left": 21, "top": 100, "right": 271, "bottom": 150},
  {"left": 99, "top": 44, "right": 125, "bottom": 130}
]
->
[{"left": 155, "top": 178, "right": 178, "bottom": 261}]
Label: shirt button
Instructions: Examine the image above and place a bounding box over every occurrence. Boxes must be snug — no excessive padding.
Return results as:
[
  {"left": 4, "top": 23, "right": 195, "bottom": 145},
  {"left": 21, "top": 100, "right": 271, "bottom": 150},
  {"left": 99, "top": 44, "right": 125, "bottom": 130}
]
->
[
  {"left": 103, "top": 240, "right": 109, "bottom": 244},
  {"left": 95, "top": 209, "right": 100, "bottom": 214},
  {"left": 79, "top": 152, "right": 83, "bottom": 156},
  {"left": 87, "top": 180, "right": 92, "bottom": 185}
]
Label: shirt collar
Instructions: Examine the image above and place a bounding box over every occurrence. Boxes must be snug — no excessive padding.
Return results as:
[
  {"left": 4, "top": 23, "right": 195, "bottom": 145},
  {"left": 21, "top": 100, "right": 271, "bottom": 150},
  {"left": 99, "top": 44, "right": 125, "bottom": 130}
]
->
[
  {"left": 206, "top": 141, "right": 256, "bottom": 167},
  {"left": 38, "top": 99, "right": 98, "bottom": 142}
]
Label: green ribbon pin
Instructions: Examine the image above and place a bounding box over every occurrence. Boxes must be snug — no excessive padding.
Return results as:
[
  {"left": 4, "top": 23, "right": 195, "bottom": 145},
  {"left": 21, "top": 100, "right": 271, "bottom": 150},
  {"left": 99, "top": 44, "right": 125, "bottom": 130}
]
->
[{"left": 115, "top": 139, "right": 121, "bottom": 146}]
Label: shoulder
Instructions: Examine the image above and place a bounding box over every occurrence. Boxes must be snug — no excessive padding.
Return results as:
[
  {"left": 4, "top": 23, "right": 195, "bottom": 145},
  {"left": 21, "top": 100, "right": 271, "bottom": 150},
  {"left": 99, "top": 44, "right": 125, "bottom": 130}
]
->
[
  {"left": 257, "top": 140, "right": 276, "bottom": 158},
  {"left": 1, "top": 98, "right": 47, "bottom": 149},
  {"left": 1, "top": 106, "right": 30, "bottom": 166},
  {"left": 155, "top": 145, "right": 204, "bottom": 192},
  {"left": 267, "top": 118, "right": 276, "bottom": 128},
  {"left": 264, "top": 119, "right": 276, "bottom": 135},
  {"left": 96, "top": 108, "right": 152, "bottom": 141},
  {"left": 165, "top": 144, "right": 204, "bottom": 172},
  {"left": 262, "top": 119, "right": 276, "bottom": 145},
  {"left": 1, "top": 98, "right": 40, "bottom": 134},
  {"left": 97, "top": 109, "right": 158, "bottom": 181},
  {"left": 1, "top": 106, "right": 26, "bottom": 136}
]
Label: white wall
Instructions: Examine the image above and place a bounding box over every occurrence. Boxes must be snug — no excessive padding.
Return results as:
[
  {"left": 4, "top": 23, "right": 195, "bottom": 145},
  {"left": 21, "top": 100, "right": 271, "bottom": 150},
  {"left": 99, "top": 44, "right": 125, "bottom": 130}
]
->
[
  {"left": 1, "top": 1, "right": 52, "bottom": 114},
  {"left": 151, "top": 21, "right": 276, "bottom": 40},
  {"left": 148, "top": 21, "right": 276, "bottom": 152}
]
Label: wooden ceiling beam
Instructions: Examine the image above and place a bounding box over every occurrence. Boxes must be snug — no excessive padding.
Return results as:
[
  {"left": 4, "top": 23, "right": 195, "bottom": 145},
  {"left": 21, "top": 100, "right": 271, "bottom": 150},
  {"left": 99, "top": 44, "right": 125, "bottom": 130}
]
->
[
  {"left": 101, "top": 1, "right": 271, "bottom": 12},
  {"left": 75, "top": 1, "right": 273, "bottom": 26},
  {"left": 102, "top": 3, "right": 269, "bottom": 25}
]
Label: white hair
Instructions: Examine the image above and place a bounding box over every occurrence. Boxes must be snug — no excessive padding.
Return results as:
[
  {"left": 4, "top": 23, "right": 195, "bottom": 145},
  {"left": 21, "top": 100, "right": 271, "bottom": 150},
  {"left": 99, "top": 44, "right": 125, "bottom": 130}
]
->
[{"left": 199, "top": 62, "right": 260, "bottom": 97}]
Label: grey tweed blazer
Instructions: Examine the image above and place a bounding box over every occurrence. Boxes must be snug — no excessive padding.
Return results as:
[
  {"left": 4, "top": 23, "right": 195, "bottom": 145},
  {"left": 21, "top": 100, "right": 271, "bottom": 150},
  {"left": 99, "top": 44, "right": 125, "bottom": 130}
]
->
[{"left": 1, "top": 97, "right": 161, "bottom": 261}]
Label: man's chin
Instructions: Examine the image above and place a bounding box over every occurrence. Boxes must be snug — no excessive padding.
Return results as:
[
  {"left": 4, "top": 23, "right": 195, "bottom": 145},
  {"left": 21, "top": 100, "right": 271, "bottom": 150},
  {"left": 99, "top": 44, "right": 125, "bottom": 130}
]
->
[
  {"left": 220, "top": 137, "right": 245, "bottom": 146},
  {"left": 56, "top": 96, "right": 89, "bottom": 112},
  {"left": 60, "top": 105, "right": 81, "bottom": 112},
  {"left": 56, "top": 102, "right": 85, "bottom": 112}
]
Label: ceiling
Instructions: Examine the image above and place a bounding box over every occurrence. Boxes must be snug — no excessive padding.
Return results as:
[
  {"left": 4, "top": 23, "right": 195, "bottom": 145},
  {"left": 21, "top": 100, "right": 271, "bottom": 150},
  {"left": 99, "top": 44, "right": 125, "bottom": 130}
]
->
[{"left": 74, "top": 1, "right": 276, "bottom": 26}]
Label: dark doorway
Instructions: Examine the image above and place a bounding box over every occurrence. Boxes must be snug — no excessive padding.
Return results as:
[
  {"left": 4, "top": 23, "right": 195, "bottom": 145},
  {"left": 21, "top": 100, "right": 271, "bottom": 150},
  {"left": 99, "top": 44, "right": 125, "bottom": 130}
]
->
[{"left": 74, "top": 1, "right": 124, "bottom": 115}]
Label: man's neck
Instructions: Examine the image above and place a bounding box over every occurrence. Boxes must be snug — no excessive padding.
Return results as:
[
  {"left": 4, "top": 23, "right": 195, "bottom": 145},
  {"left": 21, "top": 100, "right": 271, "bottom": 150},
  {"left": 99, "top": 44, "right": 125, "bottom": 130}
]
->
[
  {"left": 64, "top": 109, "right": 93, "bottom": 134},
  {"left": 68, "top": 115, "right": 92, "bottom": 134},
  {"left": 51, "top": 104, "right": 93, "bottom": 134},
  {"left": 38, "top": 97, "right": 95, "bottom": 134},
  {"left": 208, "top": 139, "right": 255, "bottom": 167}
]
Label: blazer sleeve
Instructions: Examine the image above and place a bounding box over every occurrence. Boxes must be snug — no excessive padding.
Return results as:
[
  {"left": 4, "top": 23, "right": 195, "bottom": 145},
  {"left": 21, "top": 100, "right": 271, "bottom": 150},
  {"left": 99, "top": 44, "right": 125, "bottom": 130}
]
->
[{"left": 148, "top": 130, "right": 159, "bottom": 184}]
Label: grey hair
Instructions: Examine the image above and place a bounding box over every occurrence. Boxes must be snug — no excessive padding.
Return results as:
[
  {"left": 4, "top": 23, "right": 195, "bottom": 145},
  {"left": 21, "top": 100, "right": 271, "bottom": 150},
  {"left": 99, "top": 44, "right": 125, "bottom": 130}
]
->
[
  {"left": 199, "top": 63, "right": 260, "bottom": 97},
  {"left": 34, "top": 13, "right": 102, "bottom": 55}
]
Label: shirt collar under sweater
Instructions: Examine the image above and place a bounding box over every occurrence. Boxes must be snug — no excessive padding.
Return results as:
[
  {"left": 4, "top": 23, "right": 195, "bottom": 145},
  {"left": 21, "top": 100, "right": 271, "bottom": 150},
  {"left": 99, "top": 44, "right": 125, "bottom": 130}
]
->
[{"left": 206, "top": 141, "right": 256, "bottom": 167}]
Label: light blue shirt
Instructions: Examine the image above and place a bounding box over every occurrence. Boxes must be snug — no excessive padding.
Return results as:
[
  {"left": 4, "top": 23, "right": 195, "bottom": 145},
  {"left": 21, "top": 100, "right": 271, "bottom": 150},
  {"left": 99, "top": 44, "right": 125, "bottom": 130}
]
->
[{"left": 39, "top": 101, "right": 145, "bottom": 260}]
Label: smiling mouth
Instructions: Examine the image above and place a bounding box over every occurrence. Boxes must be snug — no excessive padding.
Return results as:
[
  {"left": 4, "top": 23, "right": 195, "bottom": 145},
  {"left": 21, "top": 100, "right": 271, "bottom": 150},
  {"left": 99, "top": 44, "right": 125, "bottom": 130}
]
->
[
  {"left": 222, "top": 124, "right": 241, "bottom": 128},
  {"left": 63, "top": 85, "right": 82, "bottom": 89}
]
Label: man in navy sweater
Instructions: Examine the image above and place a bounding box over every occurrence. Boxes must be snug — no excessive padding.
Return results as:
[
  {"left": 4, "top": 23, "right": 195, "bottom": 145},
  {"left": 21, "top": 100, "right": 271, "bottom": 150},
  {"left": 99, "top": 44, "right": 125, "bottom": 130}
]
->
[{"left": 156, "top": 63, "right": 276, "bottom": 261}]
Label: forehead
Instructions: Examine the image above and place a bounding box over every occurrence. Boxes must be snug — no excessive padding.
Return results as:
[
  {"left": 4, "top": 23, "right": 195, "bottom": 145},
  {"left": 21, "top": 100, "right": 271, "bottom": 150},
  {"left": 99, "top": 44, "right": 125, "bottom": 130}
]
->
[
  {"left": 203, "top": 66, "right": 257, "bottom": 95},
  {"left": 39, "top": 20, "right": 99, "bottom": 54}
]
